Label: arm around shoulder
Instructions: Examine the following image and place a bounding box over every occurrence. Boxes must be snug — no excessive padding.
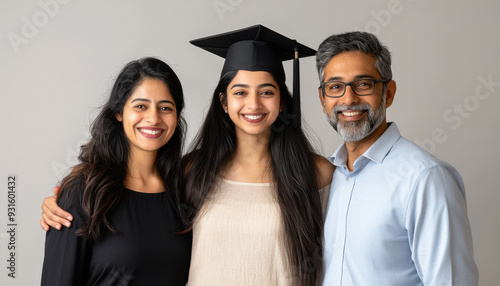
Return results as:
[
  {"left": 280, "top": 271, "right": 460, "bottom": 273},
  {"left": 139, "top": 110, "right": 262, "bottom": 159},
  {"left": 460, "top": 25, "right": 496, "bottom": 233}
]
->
[{"left": 41, "top": 186, "right": 75, "bottom": 231}]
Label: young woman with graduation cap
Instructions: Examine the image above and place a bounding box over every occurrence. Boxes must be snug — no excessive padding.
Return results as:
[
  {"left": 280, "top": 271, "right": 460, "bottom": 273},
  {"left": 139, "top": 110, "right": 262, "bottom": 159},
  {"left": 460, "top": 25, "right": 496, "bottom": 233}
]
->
[
  {"left": 183, "top": 25, "right": 333, "bottom": 285},
  {"left": 40, "top": 25, "right": 333, "bottom": 285}
]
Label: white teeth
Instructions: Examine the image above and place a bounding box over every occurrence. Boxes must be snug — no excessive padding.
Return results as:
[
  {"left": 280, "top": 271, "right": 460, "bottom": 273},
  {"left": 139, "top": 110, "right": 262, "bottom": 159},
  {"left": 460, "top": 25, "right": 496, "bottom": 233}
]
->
[
  {"left": 139, "top": 128, "right": 162, "bottom": 135},
  {"left": 342, "top": 111, "right": 362, "bottom": 116},
  {"left": 243, "top": 114, "right": 264, "bottom": 120}
]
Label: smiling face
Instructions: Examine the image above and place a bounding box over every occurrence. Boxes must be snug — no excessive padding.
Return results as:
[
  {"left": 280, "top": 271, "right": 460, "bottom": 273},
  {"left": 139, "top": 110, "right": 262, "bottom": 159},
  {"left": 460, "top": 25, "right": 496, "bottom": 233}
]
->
[
  {"left": 319, "top": 51, "right": 396, "bottom": 143},
  {"left": 115, "top": 78, "right": 178, "bottom": 156},
  {"left": 222, "top": 70, "right": 281, "bottom": 139}
]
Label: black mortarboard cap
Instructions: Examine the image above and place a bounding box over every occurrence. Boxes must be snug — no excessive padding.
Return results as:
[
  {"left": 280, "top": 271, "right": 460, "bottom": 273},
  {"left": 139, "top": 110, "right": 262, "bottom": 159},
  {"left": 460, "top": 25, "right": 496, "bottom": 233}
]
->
[{"left": 190, "top": 25, "right": 316, "bottom": 128}]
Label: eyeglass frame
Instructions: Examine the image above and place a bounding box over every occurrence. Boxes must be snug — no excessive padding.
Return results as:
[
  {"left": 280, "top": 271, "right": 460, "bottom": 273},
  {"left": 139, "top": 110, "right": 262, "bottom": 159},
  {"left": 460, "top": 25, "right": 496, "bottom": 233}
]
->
[{"left": 320, "top": 78, "right": 390, "bottom": 98}]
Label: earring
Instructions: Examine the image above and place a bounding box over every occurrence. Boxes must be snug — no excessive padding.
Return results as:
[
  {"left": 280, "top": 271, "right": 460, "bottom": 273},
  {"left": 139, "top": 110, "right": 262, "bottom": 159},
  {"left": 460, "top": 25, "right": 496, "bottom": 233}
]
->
[{"left": 225, "top": 109, "right": 228, "bottom": 113}]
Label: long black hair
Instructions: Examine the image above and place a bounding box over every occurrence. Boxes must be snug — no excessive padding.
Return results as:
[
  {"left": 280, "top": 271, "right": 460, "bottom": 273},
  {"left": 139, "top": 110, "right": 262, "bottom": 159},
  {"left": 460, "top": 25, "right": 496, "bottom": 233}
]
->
[
  {"left": 58, "top": 57, "right": 186, "bottom": 240},
  {"left": 183, "top": 71, "right": 323, "bottom": 285}
]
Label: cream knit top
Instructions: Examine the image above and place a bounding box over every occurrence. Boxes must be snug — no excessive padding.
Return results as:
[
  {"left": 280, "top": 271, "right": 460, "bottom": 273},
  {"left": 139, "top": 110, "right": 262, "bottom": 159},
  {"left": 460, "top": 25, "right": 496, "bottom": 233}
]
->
[{"left": 187, "top": 178, "right": 330, "bottom": 286}]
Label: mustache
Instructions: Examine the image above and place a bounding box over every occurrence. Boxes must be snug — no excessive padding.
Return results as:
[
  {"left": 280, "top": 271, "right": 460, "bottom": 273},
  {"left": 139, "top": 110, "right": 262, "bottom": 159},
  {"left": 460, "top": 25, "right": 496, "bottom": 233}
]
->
[{"left": 333, "top": 104, "right": 372, "bottom": 113}]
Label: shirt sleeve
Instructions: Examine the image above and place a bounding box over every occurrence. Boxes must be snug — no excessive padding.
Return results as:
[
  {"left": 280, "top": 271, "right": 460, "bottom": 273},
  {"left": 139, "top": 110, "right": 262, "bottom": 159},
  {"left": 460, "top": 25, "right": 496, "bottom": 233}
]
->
[
  {"left": 405, "top": 165, "right": 479, "bottom": 286},
  {"left": 41, "top": 187, "right": 91, "bottom": 286}
]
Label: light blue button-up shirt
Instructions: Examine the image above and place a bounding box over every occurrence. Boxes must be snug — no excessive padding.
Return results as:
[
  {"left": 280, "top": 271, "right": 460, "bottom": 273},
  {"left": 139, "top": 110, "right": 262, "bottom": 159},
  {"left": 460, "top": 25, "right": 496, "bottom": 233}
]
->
[{"left": 323, "top": 123, "right": 478, "bottom": 286}]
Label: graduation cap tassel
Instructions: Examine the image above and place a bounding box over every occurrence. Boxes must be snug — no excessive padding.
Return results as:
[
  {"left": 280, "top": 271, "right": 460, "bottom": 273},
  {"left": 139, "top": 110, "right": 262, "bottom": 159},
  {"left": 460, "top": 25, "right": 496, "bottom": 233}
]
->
[{"left": 292, "top": 44, "right": 301, "bottom": 128}]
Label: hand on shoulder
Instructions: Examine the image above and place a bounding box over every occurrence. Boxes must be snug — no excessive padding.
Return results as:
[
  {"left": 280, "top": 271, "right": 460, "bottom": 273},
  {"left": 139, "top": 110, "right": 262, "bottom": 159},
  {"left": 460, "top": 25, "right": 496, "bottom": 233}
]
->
[{"left": 40, "top": 186, "right": 74, "bottom": 231}]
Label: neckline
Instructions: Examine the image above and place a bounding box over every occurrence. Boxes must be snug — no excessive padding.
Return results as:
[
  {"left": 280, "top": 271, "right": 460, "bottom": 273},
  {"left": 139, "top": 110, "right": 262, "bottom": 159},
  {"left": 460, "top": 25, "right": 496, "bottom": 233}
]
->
[
  {"left": 220, "top": 177, "right": 275, "bottom": 187},
  {"left": 124, "top": 187, "right": 166, "bottom": 195}
]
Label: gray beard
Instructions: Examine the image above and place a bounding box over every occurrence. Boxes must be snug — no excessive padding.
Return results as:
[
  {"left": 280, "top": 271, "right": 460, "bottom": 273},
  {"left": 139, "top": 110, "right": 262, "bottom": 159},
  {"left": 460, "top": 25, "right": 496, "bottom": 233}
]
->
[{"left": 325, "top": 96, "right": 386, "bottom": 142}]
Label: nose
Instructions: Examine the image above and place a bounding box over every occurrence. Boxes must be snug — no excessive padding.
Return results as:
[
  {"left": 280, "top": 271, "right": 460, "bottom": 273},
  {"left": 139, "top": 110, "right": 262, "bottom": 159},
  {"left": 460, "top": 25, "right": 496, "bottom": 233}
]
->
[
  {"left": 341, "top": 85, "right": 360, "bottom": 106},
  {"left": 145, "top": 108, "right": 161, "bottom": 124},
  {"left": 246, "top": 91, "right": 262, "bottom": 109}
]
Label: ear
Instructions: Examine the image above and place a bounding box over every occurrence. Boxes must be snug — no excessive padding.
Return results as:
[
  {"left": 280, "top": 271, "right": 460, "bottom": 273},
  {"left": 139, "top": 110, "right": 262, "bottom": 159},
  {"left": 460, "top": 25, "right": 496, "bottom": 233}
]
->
[
  {"left": 384, "top": 80, "right": 396, "bottom": 108},
  {"left": 318, "top": 87, "right": 326, "bottom": 113},
  {"left": 219, "top": 92, "right": 227, "bottom": 112},
  {"left": 115, "top": 112, "right": 123, "bottom": 122}
]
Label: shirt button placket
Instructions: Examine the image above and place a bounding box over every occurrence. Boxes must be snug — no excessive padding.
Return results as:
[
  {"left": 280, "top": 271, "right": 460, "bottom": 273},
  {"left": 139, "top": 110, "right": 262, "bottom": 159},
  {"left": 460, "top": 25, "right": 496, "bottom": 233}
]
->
[{"left": 338, "top": 174, "right": 355, "bottom": 285}]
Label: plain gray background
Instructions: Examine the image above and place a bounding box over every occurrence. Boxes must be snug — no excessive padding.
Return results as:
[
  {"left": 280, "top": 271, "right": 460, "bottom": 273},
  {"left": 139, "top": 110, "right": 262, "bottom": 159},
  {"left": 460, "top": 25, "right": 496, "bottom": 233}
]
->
[{"left": 1, "top": 0, "right": 499, "bottom": 285}]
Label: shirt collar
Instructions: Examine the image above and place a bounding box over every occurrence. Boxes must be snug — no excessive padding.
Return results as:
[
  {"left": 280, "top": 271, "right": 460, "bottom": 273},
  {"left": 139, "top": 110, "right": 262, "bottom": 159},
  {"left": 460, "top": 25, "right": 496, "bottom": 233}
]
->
[{"left": 329, "top": 123, "right": 401, "bottom": 167}]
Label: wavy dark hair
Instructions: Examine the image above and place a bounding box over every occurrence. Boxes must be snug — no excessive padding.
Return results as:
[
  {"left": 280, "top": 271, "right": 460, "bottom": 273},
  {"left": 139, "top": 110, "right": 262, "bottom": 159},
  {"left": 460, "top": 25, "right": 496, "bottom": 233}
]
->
[
  {"left": 183, "top": 71, "right": 323, "bottom": 285},
  {"left": 57, "top": 57, "right": 185, "bottom": 240}
]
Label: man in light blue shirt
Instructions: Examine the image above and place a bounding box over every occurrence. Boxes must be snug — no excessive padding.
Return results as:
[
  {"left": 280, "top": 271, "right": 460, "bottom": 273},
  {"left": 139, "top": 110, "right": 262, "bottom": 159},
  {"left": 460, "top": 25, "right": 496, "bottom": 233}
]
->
[{"left": 316, "top": 32, "right": 478, "bottom": 285}]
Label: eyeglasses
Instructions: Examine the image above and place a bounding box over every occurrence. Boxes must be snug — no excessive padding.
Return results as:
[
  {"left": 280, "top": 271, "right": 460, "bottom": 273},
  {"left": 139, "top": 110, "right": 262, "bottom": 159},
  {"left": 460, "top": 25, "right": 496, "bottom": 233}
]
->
[{"left": 320, "top": 79, "right": 390, "bottom": 98}]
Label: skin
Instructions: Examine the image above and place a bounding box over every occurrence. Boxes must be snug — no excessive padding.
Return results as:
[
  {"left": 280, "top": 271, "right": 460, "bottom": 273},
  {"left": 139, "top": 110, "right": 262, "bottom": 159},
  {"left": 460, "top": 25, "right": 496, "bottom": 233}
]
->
[
  {"left": 318, "top": 51, "right": 396, "bottom": 171},
  {"left": 40, "top": 78, "right": 179, "bottom": 230},
  {"left": 220, "top": 70, "right": 282, "bottom": 183},
  {"left": 41, "top": 70, "right": 334, "bottom": 230},
  {"left": 223, "top": 71, "right": 281, "bottom": 139},
  {"left": 116, "top": 78, "right": 178, "bottom": 193},
  {"left": 117, "top": 78, "right": 178, "bottom": 156}
]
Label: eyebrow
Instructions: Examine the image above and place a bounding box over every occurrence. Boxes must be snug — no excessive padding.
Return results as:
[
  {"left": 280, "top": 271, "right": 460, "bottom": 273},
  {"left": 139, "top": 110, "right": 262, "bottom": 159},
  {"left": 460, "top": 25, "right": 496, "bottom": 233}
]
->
[
  {"left": 130, "top": 98, "right": 175, "bottom": 105},
  {"left": 325, "top": 74, "right": 377, "bottom": 82},
  {"left": 229, "top": 83, "right": 278, "bottom": 90}
]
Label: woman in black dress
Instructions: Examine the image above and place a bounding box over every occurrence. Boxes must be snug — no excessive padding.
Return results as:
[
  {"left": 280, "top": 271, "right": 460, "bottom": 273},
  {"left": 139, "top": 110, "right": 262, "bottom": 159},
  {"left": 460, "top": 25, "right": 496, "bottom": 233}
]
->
[{"left": 41, "top": 57, "right": 191, "bottom": 285}]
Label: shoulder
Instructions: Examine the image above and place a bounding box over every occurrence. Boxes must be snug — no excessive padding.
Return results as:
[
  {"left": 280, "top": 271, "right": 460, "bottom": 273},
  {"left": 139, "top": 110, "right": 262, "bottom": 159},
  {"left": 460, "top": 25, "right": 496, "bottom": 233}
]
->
[
  {"left": 389, "top": 136, "right": 447, "bottom": 170},
  {"left": 315, "top": 156, "right": 334, "bottom": 189},
  {"left": 57, "top": 177, "right": 86, "bottom": 210},
  {"left": 391, "top": 138, "right": 465, "bottom": 195}
]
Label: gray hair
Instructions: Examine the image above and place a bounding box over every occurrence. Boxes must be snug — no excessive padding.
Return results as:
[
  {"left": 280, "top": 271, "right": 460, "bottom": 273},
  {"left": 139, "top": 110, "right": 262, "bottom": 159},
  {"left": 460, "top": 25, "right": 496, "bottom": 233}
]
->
[{"left": 316, "top": 31, "right": 392, "bottom": 83}]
